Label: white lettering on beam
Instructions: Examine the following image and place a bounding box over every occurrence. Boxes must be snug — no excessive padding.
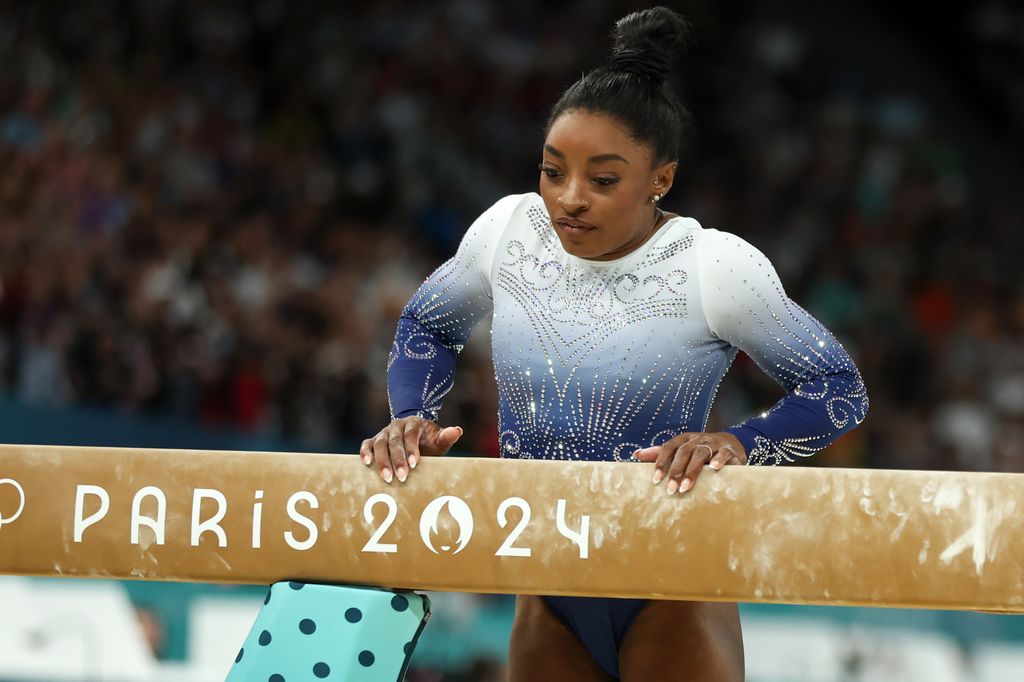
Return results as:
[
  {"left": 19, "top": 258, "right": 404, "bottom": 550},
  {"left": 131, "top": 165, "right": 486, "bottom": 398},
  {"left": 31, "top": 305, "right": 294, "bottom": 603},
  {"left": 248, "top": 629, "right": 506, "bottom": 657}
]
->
[
  {"left": 363, "top": 493, "right": 398, "bottom": 553},
  {"left": 556, "top": 499, "right": 590, "bottom": 559},
  {"left": 191, "top": 489, "right": 228, "bottom": 547},
  {"left": 284, "top": 491, "right": 319, "bottom": 551},
  {"left": 73, "top": 485, "right": 110, "bottom": 543},
  {"left": 130, "top": 486, "right": 166, "bottom": 546},
  {"left": 495, "top": 497, "right": 531, "bottom": 557},
  {"left": 252, "top": 490, "right": 264, "bottom": 549}
]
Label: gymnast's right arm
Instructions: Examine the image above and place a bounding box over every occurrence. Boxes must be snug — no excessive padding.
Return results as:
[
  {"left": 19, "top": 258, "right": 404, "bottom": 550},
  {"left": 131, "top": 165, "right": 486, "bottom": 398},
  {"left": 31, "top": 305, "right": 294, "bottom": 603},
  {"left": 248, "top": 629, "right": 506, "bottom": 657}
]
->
[{"left": 361, "top": 195, "right": 520, "bottom": 483}]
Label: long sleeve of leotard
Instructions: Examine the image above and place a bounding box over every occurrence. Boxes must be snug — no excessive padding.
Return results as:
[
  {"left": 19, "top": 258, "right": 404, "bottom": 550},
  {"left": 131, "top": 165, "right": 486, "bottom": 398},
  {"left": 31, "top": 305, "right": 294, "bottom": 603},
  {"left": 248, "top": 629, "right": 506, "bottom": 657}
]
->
[
  {"left": 387, "top": 195, "right": 521, "bottom": 420},
  {"left": 697, "top": 230, "right": 868, "bottom": 466}
]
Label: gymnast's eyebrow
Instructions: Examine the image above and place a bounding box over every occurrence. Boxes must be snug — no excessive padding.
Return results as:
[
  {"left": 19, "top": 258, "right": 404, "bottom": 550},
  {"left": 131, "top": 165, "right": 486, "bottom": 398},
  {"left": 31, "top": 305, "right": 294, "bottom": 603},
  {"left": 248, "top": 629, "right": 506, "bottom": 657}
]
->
[{"left": 543, "top": 144, "right": 629, "bottom": 164}]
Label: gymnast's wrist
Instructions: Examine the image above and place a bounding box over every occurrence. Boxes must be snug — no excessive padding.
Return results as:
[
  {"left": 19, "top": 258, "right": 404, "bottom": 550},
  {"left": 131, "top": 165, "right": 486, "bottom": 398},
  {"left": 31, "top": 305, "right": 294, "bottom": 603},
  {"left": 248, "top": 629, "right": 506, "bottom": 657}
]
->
[{"left": 721, "top": 426, "right": 755, "bottom": 464}]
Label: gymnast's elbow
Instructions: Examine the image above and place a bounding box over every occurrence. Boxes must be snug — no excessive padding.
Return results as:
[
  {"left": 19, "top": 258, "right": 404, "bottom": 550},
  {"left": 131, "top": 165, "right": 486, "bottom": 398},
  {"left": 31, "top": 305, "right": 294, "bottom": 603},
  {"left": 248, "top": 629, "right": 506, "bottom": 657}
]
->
[{"left": 828, "top": 365, "right": 870, "bottom": 434}]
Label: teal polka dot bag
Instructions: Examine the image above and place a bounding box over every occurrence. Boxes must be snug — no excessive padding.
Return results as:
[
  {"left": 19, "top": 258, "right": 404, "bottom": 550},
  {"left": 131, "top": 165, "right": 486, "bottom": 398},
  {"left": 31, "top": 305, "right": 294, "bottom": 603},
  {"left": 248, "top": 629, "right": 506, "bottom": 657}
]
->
[{"left": 227, "top": 582, "right": 430, "bottom": 681}]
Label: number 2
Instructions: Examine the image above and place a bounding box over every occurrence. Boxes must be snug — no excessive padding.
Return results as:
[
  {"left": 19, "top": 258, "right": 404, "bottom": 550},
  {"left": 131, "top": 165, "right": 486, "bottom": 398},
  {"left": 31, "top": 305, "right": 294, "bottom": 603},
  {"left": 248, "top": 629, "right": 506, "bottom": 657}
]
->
[
  {"left": 362, "top": 493, "right": 398, "bottom": 553},
  {"left": 495, "top": 497, "right": 531, "bottom": 557}
]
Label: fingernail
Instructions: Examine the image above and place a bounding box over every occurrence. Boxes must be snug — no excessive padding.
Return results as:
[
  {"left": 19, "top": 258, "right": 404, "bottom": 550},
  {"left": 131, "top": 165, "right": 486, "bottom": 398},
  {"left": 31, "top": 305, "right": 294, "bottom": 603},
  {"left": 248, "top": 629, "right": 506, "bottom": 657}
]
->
[
  {"left": 653, "top": 469, "right": 664, "bottom": 484},
  {"left": 667, "top": 479, "right": 678, "bottom": 494},
  {"left": 362, "top": 455, "right": 371, "bottom": 466},
  {"left": 382, "top": 468, "right": 393, "bottom": 484},
  {"left": 680, "top": 478, "right": 693, "bottom": 493},
  {"left": 409, "top": 455, "right": 418, "bottom": 469},
  {"left": 632, "top": 449, "right": 640, "bottom": 459},
  {"left": 396, "top": 466, "right": 407, "bottom": 482},
  {"left": 710, "top": 460, "right": 723, "bottom": 470}
]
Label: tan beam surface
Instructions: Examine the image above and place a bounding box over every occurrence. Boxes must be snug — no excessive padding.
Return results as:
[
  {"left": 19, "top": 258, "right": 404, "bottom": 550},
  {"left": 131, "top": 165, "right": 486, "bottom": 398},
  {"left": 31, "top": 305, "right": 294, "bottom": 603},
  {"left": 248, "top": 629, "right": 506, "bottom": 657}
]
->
[{"left": 0, "top": 444, "right": 1022, "bottom": 611}]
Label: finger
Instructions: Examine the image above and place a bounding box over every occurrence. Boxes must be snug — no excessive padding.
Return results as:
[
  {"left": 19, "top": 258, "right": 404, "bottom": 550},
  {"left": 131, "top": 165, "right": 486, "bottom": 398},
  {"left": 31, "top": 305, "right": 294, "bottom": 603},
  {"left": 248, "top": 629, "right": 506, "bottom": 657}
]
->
[
  {"left": 644, "top": 433, "right": 695, "bottom": 484},
  {"left": 715, "top": 443, "right": 745, "bottom": 467},
  {"left": 635, "top": 433, "right": 693, "bottom": 461},
  {"left": 372, "top": 435, "right": 393, "bottom": 483},
  {"left": 388, "top": 429, "right": 410, "bottom": 482},
  {"left": 666, "top": 442, "right": 696, "bottom": 494},
  {"left": 433, "top": 425, "right": 463, "bottom": 455},
  {"left": 403, "top": 421, "right": 422, "bottom": 470},
  {"left": 360, "top": 439, "right": 373, "bottom": 466},
  {"left": 680, "top": 443, "right": 714, "bottom": 493},
  {"left": 709, "top": 445, "right": 731, "bottom": 470},
  {"left": 634, "top": 446, "right": 659, "bottom": 462},
  {"left": 653, "top": 443, "right": 676, "bottom": 485}
]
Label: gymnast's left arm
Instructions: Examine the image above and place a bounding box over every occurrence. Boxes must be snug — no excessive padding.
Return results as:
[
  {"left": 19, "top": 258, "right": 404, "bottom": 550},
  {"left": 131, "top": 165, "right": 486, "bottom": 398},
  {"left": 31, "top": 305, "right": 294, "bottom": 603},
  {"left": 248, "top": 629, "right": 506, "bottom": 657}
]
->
[
  {"left": 363, "top": 198, "right": 516, "bottom": 483},
  {"left": 698, "top": 230, "right": 869, "bottom": 467},
  {"left": 386, "top": 195, "right": 521, "bottom": 423}
]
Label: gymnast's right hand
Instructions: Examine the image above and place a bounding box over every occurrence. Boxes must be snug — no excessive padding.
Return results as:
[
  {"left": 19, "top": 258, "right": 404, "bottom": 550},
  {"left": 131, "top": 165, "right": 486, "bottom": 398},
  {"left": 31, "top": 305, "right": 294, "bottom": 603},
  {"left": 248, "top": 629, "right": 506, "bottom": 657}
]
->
[{"left": 360, "top": 417, "right": 464, "bottom": 483}]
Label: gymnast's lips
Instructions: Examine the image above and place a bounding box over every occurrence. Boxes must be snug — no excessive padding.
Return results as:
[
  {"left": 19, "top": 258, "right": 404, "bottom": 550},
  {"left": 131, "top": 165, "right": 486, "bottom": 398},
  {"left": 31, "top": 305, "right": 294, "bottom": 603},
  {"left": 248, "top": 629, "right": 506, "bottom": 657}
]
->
[{"left": 555, "top": 217, "right": 597, "bottom": 233}]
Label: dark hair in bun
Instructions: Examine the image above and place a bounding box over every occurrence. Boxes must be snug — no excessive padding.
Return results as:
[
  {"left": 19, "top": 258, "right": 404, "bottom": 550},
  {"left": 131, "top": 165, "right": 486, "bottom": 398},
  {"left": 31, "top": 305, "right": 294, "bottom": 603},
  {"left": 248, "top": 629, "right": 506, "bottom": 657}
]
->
[{"left": 546, "top": 6, "right": 695, "bottom": 165}]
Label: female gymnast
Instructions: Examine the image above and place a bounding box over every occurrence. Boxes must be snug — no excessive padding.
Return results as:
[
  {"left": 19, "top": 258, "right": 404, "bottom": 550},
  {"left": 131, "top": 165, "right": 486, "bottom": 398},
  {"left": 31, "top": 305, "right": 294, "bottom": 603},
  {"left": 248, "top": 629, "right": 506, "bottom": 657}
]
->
[{"left": 361, "top": 7, "right": 868, "bottom": 680}]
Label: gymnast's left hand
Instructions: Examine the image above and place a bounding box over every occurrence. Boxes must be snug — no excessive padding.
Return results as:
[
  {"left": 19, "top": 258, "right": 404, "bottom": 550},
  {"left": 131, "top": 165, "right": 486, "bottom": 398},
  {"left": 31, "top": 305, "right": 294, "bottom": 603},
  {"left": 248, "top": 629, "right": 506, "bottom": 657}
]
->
[{"left": 634, "top": 432, "right": 747, "bottom": 495}]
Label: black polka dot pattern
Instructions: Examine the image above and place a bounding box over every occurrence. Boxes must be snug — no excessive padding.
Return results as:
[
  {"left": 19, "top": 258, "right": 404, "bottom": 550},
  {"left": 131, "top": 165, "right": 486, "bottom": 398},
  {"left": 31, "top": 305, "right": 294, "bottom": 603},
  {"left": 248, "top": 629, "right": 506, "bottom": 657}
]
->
[{"left": 240, "top": 587, "right": 424, "bottom": 679}]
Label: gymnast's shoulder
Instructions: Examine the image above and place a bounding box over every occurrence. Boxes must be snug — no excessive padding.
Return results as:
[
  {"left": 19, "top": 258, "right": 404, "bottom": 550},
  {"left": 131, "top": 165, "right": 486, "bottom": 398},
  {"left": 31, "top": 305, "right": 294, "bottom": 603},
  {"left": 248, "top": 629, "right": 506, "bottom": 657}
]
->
[
  {"left": 475, "top": 192, "right": 543, "bottom": 226},
  {"left": 690, "top": 222, "right": 777, "bottom": 276}
]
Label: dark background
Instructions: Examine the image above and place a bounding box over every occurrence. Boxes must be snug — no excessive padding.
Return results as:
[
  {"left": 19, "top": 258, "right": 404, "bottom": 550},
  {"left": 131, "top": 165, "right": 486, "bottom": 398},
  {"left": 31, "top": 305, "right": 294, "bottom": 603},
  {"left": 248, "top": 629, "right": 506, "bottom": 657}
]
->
[
  {"left": 2, "top": 1, "right": 1024, "bottom": 679},
  {"left": 1, "top": 0, "right": 1022, "bottom": 471}
]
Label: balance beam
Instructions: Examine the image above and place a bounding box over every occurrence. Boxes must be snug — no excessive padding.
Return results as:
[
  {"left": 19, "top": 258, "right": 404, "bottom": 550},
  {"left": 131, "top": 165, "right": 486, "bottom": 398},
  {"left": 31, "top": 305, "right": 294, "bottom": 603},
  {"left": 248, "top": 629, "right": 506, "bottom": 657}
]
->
[{"left": 0, "top": 444, "right": 1021, "bottom": 612}]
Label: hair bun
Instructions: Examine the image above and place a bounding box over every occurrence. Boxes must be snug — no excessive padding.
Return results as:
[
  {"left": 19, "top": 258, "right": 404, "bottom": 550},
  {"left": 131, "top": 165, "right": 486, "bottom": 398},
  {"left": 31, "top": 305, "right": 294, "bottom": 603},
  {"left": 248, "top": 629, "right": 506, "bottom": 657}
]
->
[
  {"left": 608, "top": 6, "right": 694, "bottom": 82},
  {"left": 608, "top": 48, "right": 672, "bottom": 80}
]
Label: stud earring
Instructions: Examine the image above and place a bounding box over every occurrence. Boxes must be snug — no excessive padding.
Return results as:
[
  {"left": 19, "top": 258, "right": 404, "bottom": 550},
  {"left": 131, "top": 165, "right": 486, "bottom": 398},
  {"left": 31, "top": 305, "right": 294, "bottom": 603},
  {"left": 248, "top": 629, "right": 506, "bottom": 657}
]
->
[{"left": 650, "top": 194, "right": 663, "bottom": 204}]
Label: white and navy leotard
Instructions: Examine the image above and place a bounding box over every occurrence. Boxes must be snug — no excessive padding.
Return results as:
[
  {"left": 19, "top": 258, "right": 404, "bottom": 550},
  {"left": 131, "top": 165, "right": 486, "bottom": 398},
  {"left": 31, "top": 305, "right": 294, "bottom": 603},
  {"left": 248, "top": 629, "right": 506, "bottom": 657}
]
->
[
  {"left": 388, "top": 192, "right": 866, "bottom": 465},
  {"left": 386, "top": 192, "right": 868, "bottom": 677}
]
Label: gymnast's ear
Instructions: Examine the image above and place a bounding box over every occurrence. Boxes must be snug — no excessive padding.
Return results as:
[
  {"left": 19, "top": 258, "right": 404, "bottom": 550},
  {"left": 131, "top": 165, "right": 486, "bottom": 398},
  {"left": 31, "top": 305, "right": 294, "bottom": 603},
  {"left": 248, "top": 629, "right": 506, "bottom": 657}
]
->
[{"left": 652, "top": 161, "right": 677, "bottom": 199}]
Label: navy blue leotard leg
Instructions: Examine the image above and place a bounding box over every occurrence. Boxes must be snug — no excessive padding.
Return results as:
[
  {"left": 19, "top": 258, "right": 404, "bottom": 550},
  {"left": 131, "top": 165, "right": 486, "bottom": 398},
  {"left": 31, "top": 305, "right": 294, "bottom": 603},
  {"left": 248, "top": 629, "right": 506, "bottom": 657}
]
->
[{"left": 541, "top": 595, "right": 647, "bottom": 679}]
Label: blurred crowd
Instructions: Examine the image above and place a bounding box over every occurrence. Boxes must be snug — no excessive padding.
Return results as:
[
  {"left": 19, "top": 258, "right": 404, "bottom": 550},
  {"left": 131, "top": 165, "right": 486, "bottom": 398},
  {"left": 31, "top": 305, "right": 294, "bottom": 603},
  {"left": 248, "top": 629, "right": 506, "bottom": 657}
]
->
[
  {"left": 1, "top": 0, "right": 1022, "bottom": 480},
  {"left": 965, "top": 2, "right": 1024, "bottom": 152}
]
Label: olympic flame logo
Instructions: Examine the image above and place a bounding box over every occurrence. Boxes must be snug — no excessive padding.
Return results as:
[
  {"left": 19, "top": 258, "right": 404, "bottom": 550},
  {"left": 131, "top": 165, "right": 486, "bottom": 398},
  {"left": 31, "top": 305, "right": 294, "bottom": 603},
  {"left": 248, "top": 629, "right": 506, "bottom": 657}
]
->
[
  {"left": 0, "top": 478, "right": 25, "bottom": 530},
  {"left": 419, "top": 495, "right": 474, "bottom": 555}
]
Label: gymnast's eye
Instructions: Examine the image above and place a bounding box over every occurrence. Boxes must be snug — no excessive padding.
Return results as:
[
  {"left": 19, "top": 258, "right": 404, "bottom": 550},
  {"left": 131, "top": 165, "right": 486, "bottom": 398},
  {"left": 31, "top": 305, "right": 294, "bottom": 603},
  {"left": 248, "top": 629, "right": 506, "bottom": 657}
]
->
[
  {"left": 592, "top": 176, "right": 619, "bottom": 186},
  {"left": 538, "top": 164, "right": 563, "bottom": 179}
]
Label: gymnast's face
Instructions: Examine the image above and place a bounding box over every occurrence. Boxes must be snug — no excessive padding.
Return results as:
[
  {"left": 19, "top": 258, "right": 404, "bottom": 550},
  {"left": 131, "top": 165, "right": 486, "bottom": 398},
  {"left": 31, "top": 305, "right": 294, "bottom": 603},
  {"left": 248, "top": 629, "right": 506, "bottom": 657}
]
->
[{"left": 540, "top": 110, "right": 677, "bottom": 261}]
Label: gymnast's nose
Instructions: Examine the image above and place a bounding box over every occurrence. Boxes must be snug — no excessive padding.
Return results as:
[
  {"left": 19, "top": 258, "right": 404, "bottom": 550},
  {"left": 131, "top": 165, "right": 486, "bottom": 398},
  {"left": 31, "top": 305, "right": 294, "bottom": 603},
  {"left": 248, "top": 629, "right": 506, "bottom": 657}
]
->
[{"left": 557, "top": 179, "right": 590, "bottom": 214}]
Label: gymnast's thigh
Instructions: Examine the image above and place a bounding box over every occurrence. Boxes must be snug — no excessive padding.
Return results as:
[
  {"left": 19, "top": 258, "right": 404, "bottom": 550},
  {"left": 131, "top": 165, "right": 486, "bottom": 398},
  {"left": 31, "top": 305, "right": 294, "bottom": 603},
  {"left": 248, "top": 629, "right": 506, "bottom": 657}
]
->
[
  {"left": 618, "top": 600, "right": 744, "bottom": 682},
  {"left": 508, "top": 595, "right": 614, "bottom": 682}
]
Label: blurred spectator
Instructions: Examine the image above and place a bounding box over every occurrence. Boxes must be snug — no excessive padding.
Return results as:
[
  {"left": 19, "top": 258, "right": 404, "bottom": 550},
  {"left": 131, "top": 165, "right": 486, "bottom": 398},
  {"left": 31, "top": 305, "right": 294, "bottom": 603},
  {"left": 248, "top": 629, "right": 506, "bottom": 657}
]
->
[
  {"left": 1, "top": 3, "right": 1022, "bottom": 679},
  {"left": 0, "top": 0, "right": 1021, "bottom": 476},
  {"left": 133, "top": 604, "right": 169, "bottom": 660}
]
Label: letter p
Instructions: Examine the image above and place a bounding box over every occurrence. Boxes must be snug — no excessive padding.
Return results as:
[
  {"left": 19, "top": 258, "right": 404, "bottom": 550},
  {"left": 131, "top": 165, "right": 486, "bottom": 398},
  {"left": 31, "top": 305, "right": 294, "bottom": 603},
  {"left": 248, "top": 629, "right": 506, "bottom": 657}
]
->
[{"left": 73, "top": 485, "right": 110, "bottom": 543}]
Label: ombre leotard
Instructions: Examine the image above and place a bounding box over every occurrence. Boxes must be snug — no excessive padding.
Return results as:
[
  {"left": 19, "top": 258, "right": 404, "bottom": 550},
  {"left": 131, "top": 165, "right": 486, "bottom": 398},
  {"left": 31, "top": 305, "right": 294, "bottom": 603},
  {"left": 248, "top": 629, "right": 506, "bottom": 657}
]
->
[{"left": 387, "top": 193, "right": 868, "bottom": 678}]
